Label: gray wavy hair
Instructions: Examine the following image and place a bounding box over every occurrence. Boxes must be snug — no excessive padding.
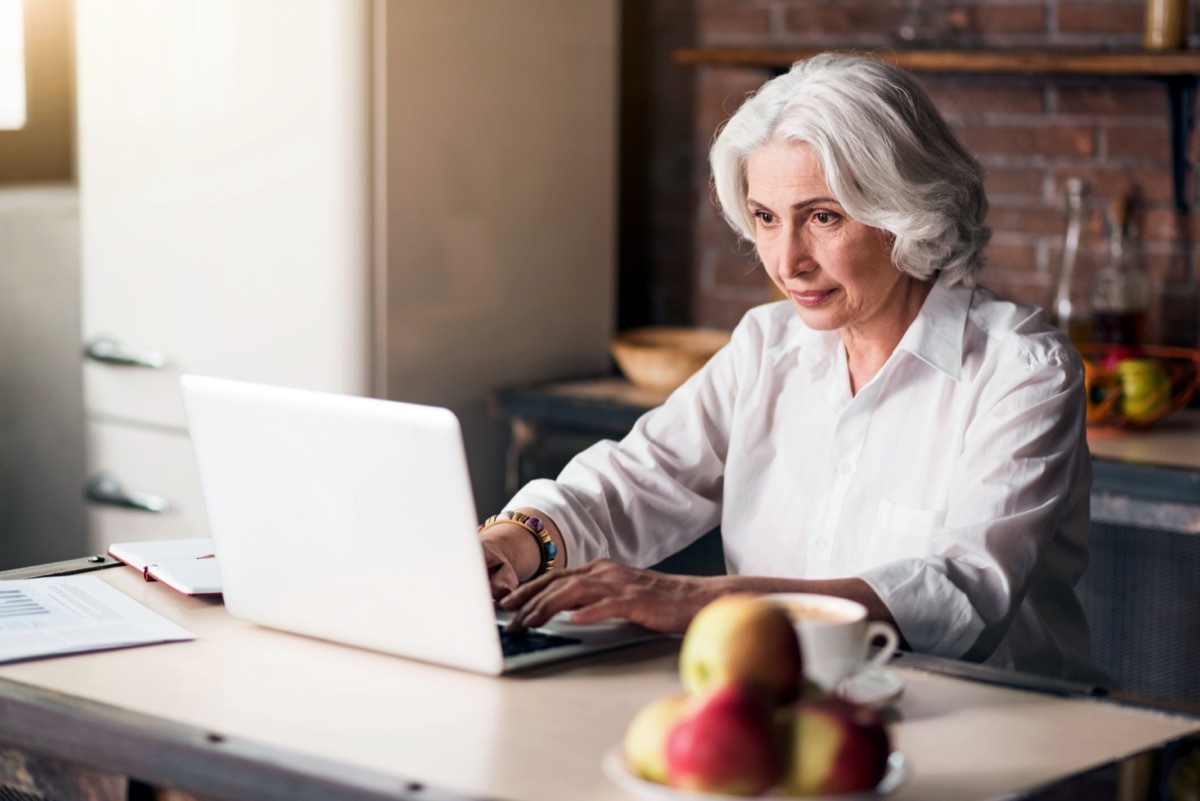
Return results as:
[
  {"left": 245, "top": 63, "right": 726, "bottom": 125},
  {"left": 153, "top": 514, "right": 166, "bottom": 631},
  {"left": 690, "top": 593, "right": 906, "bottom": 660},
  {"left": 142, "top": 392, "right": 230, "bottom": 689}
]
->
[{"left": 710, "top": 53, "right": 990, "bottom": 287}]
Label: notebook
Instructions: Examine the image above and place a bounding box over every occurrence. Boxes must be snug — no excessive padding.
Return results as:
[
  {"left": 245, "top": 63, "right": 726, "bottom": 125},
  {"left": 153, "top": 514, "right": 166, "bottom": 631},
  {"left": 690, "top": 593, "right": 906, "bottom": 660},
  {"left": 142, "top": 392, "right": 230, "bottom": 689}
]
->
[
  {"left": 108, "top": 538, "right": 221, "bottom": 596},
  {"left": 178, "top": 374, "right": 664, "bottom": 675}
]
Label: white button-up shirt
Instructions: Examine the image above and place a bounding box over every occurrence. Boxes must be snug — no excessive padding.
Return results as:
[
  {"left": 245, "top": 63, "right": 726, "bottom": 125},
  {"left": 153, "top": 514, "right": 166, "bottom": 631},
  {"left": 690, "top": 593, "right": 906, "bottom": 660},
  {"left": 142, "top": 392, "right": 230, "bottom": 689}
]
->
[{"left": 509, "top": 280, "right": 1100, "bottom": 681}]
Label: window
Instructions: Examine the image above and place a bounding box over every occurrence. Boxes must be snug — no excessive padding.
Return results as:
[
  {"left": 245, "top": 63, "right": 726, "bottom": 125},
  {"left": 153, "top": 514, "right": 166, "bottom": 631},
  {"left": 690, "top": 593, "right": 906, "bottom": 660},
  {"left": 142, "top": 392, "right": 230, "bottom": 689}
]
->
[{"left": 0, "top": 0, "right": 26, "bottom": 130}]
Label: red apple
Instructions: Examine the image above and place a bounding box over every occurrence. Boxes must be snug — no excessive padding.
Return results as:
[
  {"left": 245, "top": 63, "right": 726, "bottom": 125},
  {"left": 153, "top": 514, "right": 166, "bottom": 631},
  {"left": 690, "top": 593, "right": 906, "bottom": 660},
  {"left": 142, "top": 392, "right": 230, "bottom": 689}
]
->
[
  {"left": 1100, "top": 344, "right": 1142, "bottom": 372},
  {"left": 781, "top": 697, "right": 891, "bottom": 796},
  {"left": 665, "top": 684, "right": 784, "bottom": 795},
  {"left": 622, "top": 692, "right": 689, "bottom": 784},
  {"left": 679, "top": 594, "right": 803, "bottom": 706}
]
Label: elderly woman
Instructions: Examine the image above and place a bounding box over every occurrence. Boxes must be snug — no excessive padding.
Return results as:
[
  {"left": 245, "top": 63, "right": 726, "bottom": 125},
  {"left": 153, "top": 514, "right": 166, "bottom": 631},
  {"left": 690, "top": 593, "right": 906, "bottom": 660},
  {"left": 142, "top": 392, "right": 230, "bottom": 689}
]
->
[{"left": 480, "top": 53, "right": 1099, "bottom": 682}]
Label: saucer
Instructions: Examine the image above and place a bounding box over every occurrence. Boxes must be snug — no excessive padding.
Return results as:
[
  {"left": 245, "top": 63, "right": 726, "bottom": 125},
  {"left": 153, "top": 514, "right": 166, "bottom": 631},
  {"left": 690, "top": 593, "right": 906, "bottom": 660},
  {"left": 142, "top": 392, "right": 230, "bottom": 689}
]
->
[
  {"left": 601, "top": 747, "right": 908, "bottom": 800},
  {"left": 837, "top": 666, "right": 906, "bottom": 709}
]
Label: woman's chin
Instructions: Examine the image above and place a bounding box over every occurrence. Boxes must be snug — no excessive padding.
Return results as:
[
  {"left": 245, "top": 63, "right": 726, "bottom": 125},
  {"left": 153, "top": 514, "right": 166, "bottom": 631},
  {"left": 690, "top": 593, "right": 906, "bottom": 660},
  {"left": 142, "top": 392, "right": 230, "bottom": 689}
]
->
[{"left": 791, "top": 304, "right": 844, "bottom": 331}]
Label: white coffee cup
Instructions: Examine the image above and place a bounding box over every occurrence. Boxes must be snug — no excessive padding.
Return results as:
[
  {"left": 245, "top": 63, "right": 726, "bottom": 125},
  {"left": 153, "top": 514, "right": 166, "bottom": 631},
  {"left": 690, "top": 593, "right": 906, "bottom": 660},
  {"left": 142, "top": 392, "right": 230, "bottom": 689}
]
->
[{"left": 762, "top": 593, "right": 900, "bottom": 693}]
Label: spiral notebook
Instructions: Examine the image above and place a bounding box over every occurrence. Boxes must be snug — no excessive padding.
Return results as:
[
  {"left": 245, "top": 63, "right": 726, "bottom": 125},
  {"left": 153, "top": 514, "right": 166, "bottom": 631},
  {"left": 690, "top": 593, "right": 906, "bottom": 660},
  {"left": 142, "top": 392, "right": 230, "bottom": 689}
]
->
[{"left": 178, "top": 375, "right": 663, "bottom": 675}]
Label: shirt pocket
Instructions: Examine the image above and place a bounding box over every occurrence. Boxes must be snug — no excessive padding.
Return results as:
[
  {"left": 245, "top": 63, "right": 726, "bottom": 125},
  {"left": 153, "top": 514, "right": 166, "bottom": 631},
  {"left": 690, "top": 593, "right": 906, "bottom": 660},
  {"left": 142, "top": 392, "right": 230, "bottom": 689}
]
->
[{"left": 872, "top": 500, "right": 947, "bottom": 565}]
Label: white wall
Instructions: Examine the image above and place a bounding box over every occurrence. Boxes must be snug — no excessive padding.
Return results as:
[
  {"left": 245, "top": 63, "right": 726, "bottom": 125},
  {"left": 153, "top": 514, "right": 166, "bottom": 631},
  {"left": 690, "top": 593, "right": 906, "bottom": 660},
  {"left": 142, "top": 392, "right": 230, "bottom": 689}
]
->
[
  {"left": 0, "top": 186, "right": 88, "bottom": 567},
  {"left": 378, "top": 1, "right": 618, "bottom": 515}
]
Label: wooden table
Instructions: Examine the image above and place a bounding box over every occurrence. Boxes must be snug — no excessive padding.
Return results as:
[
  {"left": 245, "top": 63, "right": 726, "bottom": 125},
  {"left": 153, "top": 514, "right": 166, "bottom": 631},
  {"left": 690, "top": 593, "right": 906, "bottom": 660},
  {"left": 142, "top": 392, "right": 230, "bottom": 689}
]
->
[{"left": 1, "top": 561, "right": 1199, "bottom": 801}]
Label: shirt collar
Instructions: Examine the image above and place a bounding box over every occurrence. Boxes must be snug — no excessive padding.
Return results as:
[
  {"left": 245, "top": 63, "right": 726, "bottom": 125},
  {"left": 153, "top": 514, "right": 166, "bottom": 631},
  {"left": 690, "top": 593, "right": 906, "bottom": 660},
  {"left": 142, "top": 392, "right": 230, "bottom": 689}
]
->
[
  {"left": 791, "top": 278, "right": 972, "bottom": 381},
  {"left": 895, "top": 278, "right": 970, "bottom": 381},
  {"left": 792, "top": 315, "right": 842, "bottom": 374}
]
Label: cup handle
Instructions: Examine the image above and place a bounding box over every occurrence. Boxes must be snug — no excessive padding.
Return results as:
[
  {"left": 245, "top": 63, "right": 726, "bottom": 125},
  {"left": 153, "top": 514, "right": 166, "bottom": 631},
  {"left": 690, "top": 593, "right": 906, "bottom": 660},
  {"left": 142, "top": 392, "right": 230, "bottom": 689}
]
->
[{"left": 862, "top": 621, "right": 899, "bottom": 672}]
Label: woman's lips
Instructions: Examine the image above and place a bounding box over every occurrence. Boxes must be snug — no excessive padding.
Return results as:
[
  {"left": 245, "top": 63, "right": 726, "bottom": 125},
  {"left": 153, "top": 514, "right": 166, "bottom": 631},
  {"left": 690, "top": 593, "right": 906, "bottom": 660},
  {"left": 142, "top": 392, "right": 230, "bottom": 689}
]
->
[{"left": 789, "top": 288, "right": 837, "bottom": 308}]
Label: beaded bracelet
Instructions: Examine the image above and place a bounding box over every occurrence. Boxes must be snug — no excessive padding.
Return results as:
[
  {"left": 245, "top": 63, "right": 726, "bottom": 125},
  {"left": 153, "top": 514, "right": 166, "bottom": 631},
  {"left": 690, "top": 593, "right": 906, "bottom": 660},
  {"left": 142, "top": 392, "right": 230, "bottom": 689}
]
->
[{"left": 480, "top": 511, "right": 559, "bottom": 577}]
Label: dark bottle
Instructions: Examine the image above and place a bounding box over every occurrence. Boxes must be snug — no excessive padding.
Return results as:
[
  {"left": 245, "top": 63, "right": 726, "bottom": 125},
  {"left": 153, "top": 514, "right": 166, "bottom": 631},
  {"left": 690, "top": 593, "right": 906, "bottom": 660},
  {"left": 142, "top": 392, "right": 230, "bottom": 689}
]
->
[{"left": 1092, "top": 196, "right": 1149, "bottom": 361}]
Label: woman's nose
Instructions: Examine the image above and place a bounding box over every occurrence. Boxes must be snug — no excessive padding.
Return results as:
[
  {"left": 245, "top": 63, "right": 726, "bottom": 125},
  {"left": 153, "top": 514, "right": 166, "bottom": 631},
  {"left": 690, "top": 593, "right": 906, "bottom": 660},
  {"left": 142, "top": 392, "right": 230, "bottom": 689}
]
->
[{"left": 778, "top": 231, "right": 812, "bottom": 279}]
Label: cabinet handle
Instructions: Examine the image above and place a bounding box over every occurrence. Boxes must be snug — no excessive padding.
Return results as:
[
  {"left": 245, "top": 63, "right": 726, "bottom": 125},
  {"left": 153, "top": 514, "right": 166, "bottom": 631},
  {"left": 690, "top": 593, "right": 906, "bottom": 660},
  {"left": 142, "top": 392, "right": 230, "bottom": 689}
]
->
[
  {"left": 84, "top": 474, "right": 170, "bottom": 514},
  {"left": 83, "top": 338, "right": 168, "bottom": 369}
]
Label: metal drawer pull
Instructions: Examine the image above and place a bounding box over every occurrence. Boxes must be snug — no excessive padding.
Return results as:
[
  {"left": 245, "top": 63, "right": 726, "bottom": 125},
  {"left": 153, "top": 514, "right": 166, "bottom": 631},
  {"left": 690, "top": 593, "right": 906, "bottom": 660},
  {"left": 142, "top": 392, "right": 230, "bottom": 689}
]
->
[
  {"left": 84, "top": 474, "right": 170, "bottom": 514},
  {"left": 84, "top": 338, "right": 168, "bottom": 369}
]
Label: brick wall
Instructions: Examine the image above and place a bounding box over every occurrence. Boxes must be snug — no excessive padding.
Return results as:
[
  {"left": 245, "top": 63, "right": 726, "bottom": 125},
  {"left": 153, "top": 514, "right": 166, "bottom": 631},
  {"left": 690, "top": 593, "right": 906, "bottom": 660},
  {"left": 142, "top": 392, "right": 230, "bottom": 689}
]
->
[{"left": 627, "top": 0, "right": 1200, "bottom": 349}]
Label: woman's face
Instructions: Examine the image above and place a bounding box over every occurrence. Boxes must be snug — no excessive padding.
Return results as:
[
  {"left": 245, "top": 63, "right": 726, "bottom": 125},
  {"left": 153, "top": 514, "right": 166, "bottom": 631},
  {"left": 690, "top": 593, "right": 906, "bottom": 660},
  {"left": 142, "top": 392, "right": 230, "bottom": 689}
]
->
[{"left": 746, "top": 139, "right": 921, "bottom": 339}]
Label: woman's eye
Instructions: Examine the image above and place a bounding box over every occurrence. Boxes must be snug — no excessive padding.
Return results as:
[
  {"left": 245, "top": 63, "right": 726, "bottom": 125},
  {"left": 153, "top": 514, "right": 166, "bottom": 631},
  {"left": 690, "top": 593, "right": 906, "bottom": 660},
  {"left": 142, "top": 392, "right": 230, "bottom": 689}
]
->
[
  {"left": 752, "top": 210, "right": 775, "bottom": 225},
  {"left": 812, "top": 211, "right": 840, "bottom": 225}
]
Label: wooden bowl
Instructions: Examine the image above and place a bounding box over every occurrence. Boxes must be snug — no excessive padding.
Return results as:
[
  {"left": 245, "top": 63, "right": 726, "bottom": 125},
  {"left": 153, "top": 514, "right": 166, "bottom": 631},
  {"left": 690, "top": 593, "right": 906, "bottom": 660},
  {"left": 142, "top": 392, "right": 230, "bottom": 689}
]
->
[{"left": 610, "top": 326, "right": 732, "bottom": 393}]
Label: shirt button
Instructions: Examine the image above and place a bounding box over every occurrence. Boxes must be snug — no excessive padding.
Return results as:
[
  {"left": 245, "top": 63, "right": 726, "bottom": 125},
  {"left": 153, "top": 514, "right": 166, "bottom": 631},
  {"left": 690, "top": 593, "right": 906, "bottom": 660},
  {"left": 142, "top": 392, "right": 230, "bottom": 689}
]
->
[{"left": 837, "top": 460, "right": 853, "bottom": 476}]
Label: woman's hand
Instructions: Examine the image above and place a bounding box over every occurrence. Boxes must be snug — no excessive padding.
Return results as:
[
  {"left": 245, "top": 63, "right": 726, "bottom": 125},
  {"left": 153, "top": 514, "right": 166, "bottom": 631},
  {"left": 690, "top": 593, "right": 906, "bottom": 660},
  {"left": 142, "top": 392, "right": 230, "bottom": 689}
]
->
[
  {"left": 481, "top": 534, "right": 528, "bottom": 601},
  {"left": 479, "top": 508, "right": 567, "bottom": 601},
  {"left": 498, "top": 559, "right": 725, "bottom": 634},
  {"left": 479, "top": 522, "right": 546, "bottom": 601}
]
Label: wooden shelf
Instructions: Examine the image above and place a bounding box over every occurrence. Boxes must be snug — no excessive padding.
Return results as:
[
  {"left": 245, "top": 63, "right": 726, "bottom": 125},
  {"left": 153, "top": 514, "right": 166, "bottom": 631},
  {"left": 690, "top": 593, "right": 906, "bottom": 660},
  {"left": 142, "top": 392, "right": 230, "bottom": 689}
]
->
[
  {"left": 674, "top": 47, "right": 1200, "bottom": 77},
  {"left": 675, "top": 46, "right": 1200, "bottom": 212}
]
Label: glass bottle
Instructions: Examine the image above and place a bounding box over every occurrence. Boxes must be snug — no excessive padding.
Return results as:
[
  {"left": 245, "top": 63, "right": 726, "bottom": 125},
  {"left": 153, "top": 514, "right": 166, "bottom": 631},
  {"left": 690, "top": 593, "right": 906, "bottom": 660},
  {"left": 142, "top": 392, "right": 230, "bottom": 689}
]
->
[
  {"left": 1050, "top": 178, "right": 1094, "bottom": 346},
  {"left": 895, "top": 0, "right": 949, "bottom": 46},
  {"left": 1091, "top": 196, "right": 1150, "bottom": 361},
  {"left": 1144, "top": 0, "right": 1187, "bottom": 50}
]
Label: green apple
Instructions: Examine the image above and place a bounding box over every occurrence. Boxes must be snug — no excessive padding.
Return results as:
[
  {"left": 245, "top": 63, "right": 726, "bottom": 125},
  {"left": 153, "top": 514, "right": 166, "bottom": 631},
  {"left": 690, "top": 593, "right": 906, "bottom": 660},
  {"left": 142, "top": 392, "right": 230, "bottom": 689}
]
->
[
  {"left": 780, "top": 697, "right": 891, "bottom": 796},
  {"left": 622, "top": 692, "right": 689, "bottom": 784},
  {"left": 1116, "top": 357, "right": 1171, "bottom": 423},
  {"left": 665, "top": 684, "right": 784, "bottom": 795},
  {"left": 679, "top": 594, "right": 803, "bottom": 706}
]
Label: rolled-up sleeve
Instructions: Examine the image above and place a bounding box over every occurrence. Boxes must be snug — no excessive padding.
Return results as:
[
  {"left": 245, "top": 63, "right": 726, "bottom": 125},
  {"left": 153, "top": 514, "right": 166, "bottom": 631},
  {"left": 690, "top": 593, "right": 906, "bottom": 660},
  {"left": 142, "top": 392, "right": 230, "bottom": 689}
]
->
[{"left": 859, "top": 338, "right": 1091, "bottom": 663}]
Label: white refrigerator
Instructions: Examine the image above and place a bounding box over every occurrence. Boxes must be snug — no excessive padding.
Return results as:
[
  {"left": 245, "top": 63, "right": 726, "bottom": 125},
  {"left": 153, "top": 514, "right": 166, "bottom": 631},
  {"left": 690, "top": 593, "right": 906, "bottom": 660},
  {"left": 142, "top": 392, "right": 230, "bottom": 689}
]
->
[{"left": 76, "top": 0, "right": 617, "bottom": 553}]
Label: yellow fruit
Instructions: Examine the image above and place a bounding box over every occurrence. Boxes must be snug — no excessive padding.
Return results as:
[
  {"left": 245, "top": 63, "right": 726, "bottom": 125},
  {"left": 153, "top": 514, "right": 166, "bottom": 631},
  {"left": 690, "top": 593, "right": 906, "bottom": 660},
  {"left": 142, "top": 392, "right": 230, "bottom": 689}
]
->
[
  {"left": 1116, "top": 357, "right": 1171, "bottom": 424},
  {"left": 679, "top": 594, "right": 803, "bottom": 706},
  {"left": 623, "top": 693, "right": 688, "bottom": 783},
  {"left": 780, "top": 698, "right": 891, "bottom": 796}
]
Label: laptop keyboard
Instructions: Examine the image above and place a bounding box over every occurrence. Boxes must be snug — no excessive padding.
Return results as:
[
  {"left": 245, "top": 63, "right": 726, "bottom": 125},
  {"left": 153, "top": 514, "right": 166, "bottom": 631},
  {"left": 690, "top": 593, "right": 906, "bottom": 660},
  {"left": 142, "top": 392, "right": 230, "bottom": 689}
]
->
[{"left": 498, "top": 625, "right": 582, "bottom": 657}]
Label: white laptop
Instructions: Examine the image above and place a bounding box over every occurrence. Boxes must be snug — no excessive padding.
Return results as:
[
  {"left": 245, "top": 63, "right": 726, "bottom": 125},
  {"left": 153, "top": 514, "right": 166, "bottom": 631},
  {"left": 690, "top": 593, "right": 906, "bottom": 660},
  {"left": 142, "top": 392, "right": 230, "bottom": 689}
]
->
[{"left": 179, "top": 374, "right": 664, "bottom": 675}]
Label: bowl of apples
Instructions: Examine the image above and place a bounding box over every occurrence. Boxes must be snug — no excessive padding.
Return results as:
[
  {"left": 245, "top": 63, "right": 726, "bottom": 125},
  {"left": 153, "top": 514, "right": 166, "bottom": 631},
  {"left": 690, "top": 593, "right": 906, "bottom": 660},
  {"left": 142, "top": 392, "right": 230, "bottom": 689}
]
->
[
  {"left": 607, "top": 595, "right": 908, "bottom": 800},
  {"left": 1079, "top": 345, "right": 1200, "bottom": 428}
]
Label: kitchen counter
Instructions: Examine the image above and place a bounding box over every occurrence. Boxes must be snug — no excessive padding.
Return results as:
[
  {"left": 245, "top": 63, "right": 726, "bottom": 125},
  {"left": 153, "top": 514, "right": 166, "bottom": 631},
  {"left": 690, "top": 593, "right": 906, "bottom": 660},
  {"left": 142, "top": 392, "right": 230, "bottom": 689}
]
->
[
  {"left": 1088, "top": 408, "right": 1200, "bottom": 472},
  {"left": 1087, "top": 409, "right": 1200, "bottom": 534}
]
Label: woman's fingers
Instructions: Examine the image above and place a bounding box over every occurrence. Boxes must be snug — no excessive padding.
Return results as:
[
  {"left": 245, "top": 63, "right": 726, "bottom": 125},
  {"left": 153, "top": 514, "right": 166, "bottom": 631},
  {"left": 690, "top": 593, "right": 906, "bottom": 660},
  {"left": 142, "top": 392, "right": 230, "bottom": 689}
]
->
[
  {"left": 502, "top": 560, "right": 711, "bottom": 634},
  {"left": 499, "top": 558, "right": 604, "bottom": 610},
  {"left": 508, "top": 572, "right": 608, "bottom": 630},
  {"left": 565, "top": 576, "right": 704, "bottom": 633},
  {"left": 497, "top": 570, "right": 558, "bottom": 611},
  {"left": 502, "top": 561, "right": 623, "bottom": 629},
  {"left": 564, "top": 595, "right": 642, "bottom": 626}
]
